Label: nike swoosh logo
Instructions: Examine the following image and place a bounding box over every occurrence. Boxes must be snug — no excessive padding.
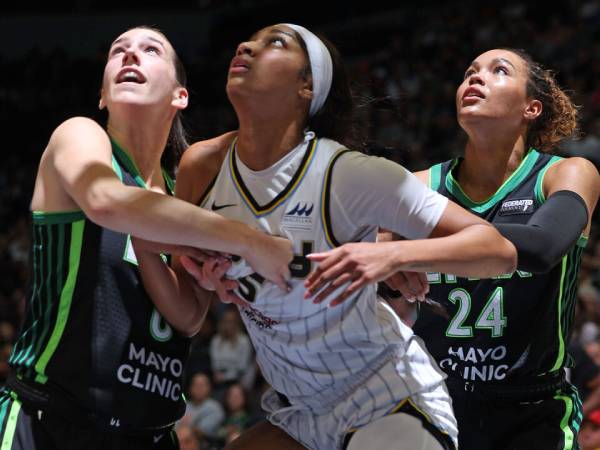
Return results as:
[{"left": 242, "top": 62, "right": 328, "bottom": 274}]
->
[
  {"left": 153, "top": 434, "right": 164, "bottom": 443},
  {"left": 211, "top": 201, "right": 237, "bottom": 211}
]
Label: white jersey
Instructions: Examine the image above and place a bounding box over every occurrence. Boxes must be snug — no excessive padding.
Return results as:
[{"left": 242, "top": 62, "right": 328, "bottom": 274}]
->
[{"left": 201, "top": 135, "right": 456, "bottom": 448}]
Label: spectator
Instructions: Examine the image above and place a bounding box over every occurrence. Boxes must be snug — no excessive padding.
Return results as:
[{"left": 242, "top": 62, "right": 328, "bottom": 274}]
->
[
  {"left": 568, "top": 339, "right": 600, "bottom": 416},
  {"left": 183, "top": 372, "right": 225, "bottom": 441},
  {"left": 218, "top": 383, "right": 251, "bottom": 445},
  {"left": 209, "top": 307, "right": 254, "bottom": 392},
  {"left": 580, "top": 410, "right": 600, "bottom": 450}
]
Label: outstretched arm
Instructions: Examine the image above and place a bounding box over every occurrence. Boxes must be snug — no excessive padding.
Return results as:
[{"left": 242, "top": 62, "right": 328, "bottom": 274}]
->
[
  {"left": 306, "top": 203, "right": 516, "bottom": 303},
  {"left": 304, "top": 156, "right": 516, "bottom": 303},
  {"left": 38, "top": 119, "right": 292, "bottom": 288}
]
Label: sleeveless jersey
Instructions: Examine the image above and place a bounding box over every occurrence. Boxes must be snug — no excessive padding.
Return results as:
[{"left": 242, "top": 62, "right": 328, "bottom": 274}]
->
[
  {"left": 201, "top": 136, "right": 446, "bottom": 414},
  {"left": 8, "top": 140, "right": 190, "bottom": 431},
  {"left": 413, "top": 149, "right": 586, "bottom": 383}
]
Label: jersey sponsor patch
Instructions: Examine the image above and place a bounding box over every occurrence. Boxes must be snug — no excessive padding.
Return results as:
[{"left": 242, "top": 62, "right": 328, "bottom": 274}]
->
[
  {"left": 242, "top": 305, "right": 279, "bottom": 329},
  {"left": 499, "top": 198, "right": 534, "bottom": 216},
  {"left": 282, "top": 201, "right": 314, "bottom": 230}
]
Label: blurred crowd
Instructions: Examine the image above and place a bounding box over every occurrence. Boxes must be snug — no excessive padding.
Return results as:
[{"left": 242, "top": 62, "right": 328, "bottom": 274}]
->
[{"left": 1, "top": 1, "right": 600, "bottom": 449}]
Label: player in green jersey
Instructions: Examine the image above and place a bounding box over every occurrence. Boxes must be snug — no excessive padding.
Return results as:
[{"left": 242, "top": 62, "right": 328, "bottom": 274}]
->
[{"left": 0, "top": 26, "right": 292, "bottom": 450}]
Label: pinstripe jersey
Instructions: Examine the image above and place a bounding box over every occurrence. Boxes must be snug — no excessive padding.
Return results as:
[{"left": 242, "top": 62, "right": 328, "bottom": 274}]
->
[
  {"left": 414, "top": 149, "right": 586, "bottom": 383},
  {"left": 8, "top": 139, "right": 190, "bottom": 431},
  {"left": 201, "top": 135, "right": 449, "bottom": 414}
]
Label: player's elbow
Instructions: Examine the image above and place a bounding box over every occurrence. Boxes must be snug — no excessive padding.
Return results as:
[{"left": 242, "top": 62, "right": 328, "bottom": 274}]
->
[
  {"left": 174, "top": 305, "right": 208, "bottom": 338},
  {"left": 498, "top": 237, "right": 518, "bottom": 274},
  {"left": 81, "top": 182, "right": 126, "bottom": 227},
  {"left": 175, "top": 318, "right": 203, "bottom": 338},
  {"left": 177, "top": 325, "right": 201, "bottom": 338},
  {"left": 516, "top": 238, "right": 563, "bottom": 273}
]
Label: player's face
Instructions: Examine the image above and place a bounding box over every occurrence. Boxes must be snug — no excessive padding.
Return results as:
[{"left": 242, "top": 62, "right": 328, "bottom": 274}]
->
[
  {"left": 226, "top": 25, "right": 311, "bottom": 111},
  {"left": 100, "top": 28, "right": 187, "bottom": 112},
  {"left": 456, "top": 49, "right": 531, "bottom": 128}
]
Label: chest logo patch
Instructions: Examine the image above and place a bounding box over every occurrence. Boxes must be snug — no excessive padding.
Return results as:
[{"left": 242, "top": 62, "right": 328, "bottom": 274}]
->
[
  {"left": 282, "top": 202, "right": 314, "bottom": 230},
  {"left": 499, "top": 198, "right": 534, "bottom": 216}
]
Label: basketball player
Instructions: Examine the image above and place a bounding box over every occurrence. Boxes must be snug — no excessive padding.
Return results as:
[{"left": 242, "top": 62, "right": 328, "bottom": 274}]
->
[
  {"left": 368, "top": 49, "right": 599, "bottom": 450},
  {"left": 135, "top": 24, "right": 518, "bottom": 450},
  {"left": 0, "top": 26, "right": 292, "bottom": 450}
]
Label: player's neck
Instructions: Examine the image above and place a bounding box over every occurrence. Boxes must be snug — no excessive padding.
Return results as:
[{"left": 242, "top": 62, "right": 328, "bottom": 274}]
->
[
  {"left": 458, "top": 132, "right": 528, "bottom": 202},
  {"left": 235, "top": 113, "right": 305, "bottom": 171},
  {"left": 106, "top": 115, "right": 170, "bottom": 190}
]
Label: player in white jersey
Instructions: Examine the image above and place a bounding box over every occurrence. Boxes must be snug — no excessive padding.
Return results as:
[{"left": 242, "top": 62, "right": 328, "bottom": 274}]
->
[{"left": 133, "top": 24, "right": 517, "bottom": 450}]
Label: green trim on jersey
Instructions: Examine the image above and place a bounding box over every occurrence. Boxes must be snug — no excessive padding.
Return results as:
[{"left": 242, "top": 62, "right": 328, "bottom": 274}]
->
[
  {"left": 111, "top": 138, "right": 146, "bottom": 188},
  {"left": 0, "top": 393, "right": 11, "bottom": 443},
  {"left": 550, "top": 255, "right": 569, "bottom": 372},
  {"left": 562, "top": 244, "right": 585, "bottom": 356},
  {"left": 34, "top": 219, "right": 84, "bottom": 383},
  {"left": 0, "top": 397, "right": 20, "bottom": 450},
  {"left": 429, "top": 163, "right": 442, "bottom": 191},
  {"left": 445, "top": 149, "right": 539, "bottom": 212},
  {"left": 111, "top": 139, "right": 174, "bottom": 194},
  {"left": 163, "top": 169, "right": 175, "bottom": 194},
  {"left": 534, "top": 154, "right": 562, "bottom": 204},
  {"left": 112, "top": 154, "right": 124, "bottom": 181},
  {"left": 547, "top": 242, "right": 585, "bottom": 374},
  {"left": 555, "top": 391, "right": 576, "bottom": 450},
  {"left": 32, "top": 210, "right": 85, "bottom": 224}
]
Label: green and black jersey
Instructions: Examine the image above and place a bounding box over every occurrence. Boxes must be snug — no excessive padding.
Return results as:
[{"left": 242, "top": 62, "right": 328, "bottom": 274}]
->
[
  {"left": 8, "top": 140, "right": 190, "bottom": 431},
  {"left": 414, "top": 149, "right": 586, "bottom": 383}
]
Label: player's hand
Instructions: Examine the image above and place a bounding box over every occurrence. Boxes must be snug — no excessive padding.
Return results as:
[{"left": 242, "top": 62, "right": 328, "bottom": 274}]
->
[
  {"left": 383, "top": 271, "right": 429, "bottom": 303},
  {"left": 179, "top": 255, "right": 248, "bottom": 308},
  {"left": 304, "top": 242, "right": 397, "bottom": 306},
  {"left": 244, "top": 234, "right": 293, "bottom": 293}
]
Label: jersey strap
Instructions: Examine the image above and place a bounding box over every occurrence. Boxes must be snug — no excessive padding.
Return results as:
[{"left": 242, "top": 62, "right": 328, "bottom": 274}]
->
[{"left": 320, "top": 148, "right": 355, "bottom": 248}]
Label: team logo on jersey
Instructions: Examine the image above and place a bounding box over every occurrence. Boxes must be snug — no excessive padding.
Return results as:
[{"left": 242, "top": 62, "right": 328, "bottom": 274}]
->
[
  {"left": 499, "top": 198, "right": 534, "bottom": 216},
  {"left": 282, "top": 202, "right": 314, "bottom": 230}
]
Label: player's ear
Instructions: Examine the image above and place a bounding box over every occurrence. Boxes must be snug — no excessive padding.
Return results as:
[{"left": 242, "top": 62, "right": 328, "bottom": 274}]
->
[
  {"left": 172, "top": 87, "right": 188, "bottom": 110},
  {"left": 99, "top": 89, "right": 106, "bottom": 110},
  {"left": 299, "top": 70, "right": 313, "bottom": 106},
  {"left": 524, "top": 99, "right": 542, "bottom": 121}
]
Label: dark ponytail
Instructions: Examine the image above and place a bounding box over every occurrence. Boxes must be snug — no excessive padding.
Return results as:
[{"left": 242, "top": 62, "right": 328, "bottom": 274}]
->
[{"left": 293, "top": 31, "right": 367, "bottom": 151}]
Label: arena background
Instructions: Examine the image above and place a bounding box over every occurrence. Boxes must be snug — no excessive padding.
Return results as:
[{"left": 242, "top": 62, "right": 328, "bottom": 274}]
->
[{"left": 1, "top": 1, "right": 599, "bottom": 448}]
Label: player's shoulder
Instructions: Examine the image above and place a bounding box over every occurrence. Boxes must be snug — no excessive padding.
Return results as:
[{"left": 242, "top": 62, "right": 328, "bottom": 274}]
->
[
  {"left": 180, "top": 131, "right": 236, "bottom": 175},
  {"left": 49, "top": 117, "right": 107, "bottom": 145},
  {"left": 46, "top": 117, "right": 110, "bottom": 157},
  {"left": 546, "top": 154, "right": 599, "bottom": 184},
  {"left": 176, "top": 131, "right": 236, "bottom": 203},
  {"left": 550, "top": 154, "right": 597, "bottom": 173}
]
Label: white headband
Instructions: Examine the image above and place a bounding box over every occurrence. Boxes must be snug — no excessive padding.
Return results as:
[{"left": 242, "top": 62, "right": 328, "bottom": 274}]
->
[{"left": 283, "top": 24, "right": 333, "bottom": 117}]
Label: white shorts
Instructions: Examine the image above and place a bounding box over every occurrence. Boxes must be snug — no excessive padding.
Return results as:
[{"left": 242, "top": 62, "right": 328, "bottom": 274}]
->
[{"left": 262, "top": 338, "right": 458, "bottom": 450}]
